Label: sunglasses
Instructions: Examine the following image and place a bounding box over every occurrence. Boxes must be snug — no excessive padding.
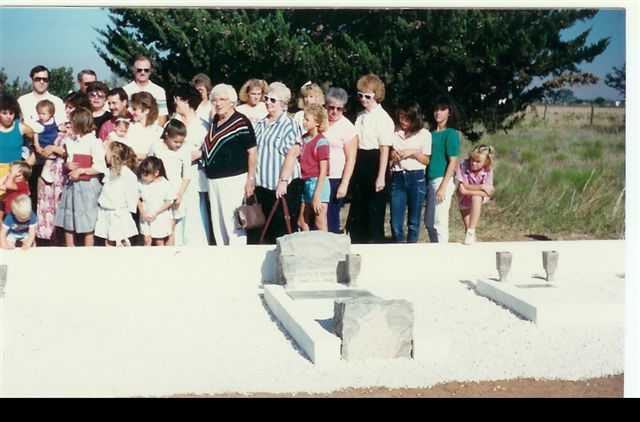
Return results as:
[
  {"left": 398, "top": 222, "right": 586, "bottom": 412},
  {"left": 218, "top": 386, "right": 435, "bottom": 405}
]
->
[
  {"left": 264, "top": 95, "right": 279, "bottom": 104},
  {"left": 136, "top": 68, "right": 151, "bottom": 73},
  {"left": 357, "top": 92, "right": 375, "bottom": 100},
  {"left": 326, "top": 105, "right": 344, "bottom": 112},
  {"left": 88, "top": 92, "right": 106, "bottom": 98},
  {"left": 33, "top": 77, "right": 49, "bottom": 83}
]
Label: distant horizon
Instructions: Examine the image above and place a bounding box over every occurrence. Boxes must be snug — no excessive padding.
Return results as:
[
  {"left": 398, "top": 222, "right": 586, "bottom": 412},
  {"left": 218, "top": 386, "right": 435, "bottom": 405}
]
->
[{"left": 0, "top": 7, "right": 626, "bottom": 100}]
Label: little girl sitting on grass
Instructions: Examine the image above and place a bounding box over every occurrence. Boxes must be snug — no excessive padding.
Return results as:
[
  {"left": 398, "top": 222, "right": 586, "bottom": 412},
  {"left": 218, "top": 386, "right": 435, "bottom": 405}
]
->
[{"left": 456, "top": 144, "right": 495, "bottom": 245}]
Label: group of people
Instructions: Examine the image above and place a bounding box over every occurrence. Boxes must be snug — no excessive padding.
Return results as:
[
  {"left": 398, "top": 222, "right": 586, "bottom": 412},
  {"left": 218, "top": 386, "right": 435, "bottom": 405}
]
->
[{"left": 0, "top": 55, "right": 495, "bottom": 250}]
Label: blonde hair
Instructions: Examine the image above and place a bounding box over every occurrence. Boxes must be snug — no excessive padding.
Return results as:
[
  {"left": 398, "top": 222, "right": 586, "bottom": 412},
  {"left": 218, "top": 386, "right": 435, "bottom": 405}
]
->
[
  {"left": 238, "top": 79, "right": 268, "bottom": 103},
  {"left": 304, "top": 104, "right": 329, "bottom": 133},
  {"left": 469, "top": 144, "right": 495, "bottom": 170},
  {"left": 356, "top": 74, "right": 386, "bottom": 103},
  {"left": 108, "top": 141, "right": 137, "bottom": 177},
  {"left": 297, "top": 82, "right": 325, "bottom": 109},
  {"left": 36, "top": 99, "right": 55, "bottom": 117},
  {"left": 11, "top": 194, "right": 32, "bottom": 221}
]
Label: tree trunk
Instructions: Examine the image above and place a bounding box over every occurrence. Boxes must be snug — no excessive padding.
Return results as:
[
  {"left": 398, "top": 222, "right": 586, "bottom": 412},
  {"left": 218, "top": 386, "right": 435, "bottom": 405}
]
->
[{"left": 590, "top": 103, "right": 594, "bottom": 126}]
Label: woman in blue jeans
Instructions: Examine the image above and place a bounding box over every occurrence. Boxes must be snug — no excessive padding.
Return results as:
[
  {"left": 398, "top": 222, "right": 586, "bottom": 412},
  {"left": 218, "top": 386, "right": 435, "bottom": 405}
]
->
[{"left": 389, "top": 103, "right": 431, "bottom": 243}]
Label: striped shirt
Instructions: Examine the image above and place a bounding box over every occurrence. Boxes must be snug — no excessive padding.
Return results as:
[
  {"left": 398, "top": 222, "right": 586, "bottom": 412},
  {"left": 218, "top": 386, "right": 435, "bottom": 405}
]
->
[
  {"left": 255, "top": 112, "right": 301, "bottom": 190},
  {"left": 202, "top": 111, "right": 256, "bottom": 179}
]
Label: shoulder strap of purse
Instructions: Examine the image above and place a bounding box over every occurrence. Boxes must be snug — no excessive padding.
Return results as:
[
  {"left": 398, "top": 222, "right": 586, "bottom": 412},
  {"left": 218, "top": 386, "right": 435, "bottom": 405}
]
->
[{"left": 259, "top": 196, "right": 292, "bottom": 244}]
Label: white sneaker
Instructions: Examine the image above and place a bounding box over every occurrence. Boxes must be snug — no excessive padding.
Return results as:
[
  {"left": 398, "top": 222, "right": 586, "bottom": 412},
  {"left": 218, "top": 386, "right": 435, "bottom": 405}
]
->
[{"left": 464, "top": 231, "right": 476, "bottom": 245}]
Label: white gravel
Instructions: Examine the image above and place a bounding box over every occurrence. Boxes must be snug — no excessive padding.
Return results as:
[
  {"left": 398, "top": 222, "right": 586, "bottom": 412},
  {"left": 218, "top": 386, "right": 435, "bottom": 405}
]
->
[{"left": 1, "top": 242, "right": 625, "bottom": 396}]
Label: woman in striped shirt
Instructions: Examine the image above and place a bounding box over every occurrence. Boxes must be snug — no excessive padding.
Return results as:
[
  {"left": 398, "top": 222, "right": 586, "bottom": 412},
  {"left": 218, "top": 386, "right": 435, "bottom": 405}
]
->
[
  {"left": 201, "top": 84, "right": 257, "bottom": 246},
  {"left": 248, "top": 82, "right": 303, "bottom": 244}
]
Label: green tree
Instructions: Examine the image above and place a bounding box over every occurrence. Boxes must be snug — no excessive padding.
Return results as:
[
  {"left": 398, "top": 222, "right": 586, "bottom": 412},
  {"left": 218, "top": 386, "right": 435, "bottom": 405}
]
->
[
  {"left": 48, "top": 66, "right": 75, "bottom": 98},
  {"left": 0, "top": 67, "right": 30, "bottom": 98},
  {"left": 604, "top": 64, "right": 625, "bottom": 98},
  {"left": 95, "top": 8, "right": 608, "bottom": 141}
]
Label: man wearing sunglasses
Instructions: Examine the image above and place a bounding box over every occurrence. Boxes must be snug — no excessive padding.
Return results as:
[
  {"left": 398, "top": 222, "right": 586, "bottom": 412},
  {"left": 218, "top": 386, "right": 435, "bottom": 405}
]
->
[
  {"left": 17, "top": 65, "right": 66, "bottom": 131},
  {"left": 123, "top": 54, "right": 168, "bottom": 126}
]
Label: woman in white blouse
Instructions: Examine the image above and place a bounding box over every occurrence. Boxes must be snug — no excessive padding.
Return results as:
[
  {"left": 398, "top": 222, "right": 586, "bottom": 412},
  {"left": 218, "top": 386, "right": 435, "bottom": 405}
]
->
[
  {"left": 323, "top": 87, "right": 357, "bottom": 234},
  {"left": 389, "top": 102, "right": 431, "bottom": 243},
  {"left": 236, "top": 79, "right": 268, "bottom": 128},
  {"left": 345, "top": 74, "right": 394, "bottom": 244}
]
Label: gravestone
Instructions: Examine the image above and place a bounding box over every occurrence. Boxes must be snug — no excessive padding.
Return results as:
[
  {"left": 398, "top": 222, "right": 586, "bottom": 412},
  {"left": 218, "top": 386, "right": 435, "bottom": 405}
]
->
[
  {"left": 334, "top": 296, "right": 414, "bottom": 360},
  {"left": 275, "top": 232, "right": 361, "bottom": 286}
]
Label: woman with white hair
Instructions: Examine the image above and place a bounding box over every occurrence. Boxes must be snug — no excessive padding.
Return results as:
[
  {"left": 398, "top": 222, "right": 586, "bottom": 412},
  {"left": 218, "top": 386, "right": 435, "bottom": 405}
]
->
[
  {"left": 248, "top": 81, "right": 303, "bottom": 244},
  {"left": 201, "top": 83, "right": 257, "bottom": 246},
  {"left": 323, "top": 87, "right": 357, "bottom": 233}
]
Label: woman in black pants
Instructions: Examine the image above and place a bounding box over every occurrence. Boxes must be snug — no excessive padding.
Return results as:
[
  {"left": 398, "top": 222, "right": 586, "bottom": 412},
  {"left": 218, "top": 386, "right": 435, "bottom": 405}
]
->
[{"left": 346, "top": 74, "right": 395, "bottom": 244}]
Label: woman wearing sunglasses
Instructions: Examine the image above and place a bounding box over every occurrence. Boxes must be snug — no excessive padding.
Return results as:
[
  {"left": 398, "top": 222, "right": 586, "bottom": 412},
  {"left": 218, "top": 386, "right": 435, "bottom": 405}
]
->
[
  {"left": 346, "top": 74, "right": 395, "bottom": 244},
  {"left": 249, "top": 82, "right": 303, "bottom": 244},
  {"left": 323, "top": 87, "right": 357, "bottom": 234}
]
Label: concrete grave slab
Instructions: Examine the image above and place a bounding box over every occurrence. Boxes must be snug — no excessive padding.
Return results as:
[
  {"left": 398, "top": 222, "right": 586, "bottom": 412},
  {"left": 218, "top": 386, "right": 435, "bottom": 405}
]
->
[{"left": 476, "top": 277, "right": 624, "bottom": 325}]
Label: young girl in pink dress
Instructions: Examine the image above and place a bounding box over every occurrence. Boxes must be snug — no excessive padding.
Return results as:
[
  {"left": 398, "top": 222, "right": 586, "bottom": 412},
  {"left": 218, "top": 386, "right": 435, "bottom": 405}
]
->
[{"left": 456, "top": 144, "right": 495, "bottom": 245}]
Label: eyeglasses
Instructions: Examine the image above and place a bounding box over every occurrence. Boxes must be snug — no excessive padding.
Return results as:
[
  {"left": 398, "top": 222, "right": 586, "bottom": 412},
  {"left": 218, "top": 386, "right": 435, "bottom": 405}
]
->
[
  {"left": 88, "top": 92, "right": 106, "bottom": 98},
  {"left": 325, "top": 105, "right": 344, "bottom": 112},
  {"left": 264, "top": 96, "right": 279, "bottom": 104},
  {"left": 357, "top": 92, "right": 375, "bottom": 100},
  {"left": 33, "top": 77, "right": 49, "bottom": 83},
  {"left": 136, "top": 68, "right": 151, "bottom": 74}
]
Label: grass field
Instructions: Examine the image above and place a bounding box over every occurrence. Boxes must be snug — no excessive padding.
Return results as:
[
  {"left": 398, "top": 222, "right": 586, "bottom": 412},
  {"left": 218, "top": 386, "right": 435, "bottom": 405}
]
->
[{"left": 340, "top": 105, "right": 626, "bottom": 243}]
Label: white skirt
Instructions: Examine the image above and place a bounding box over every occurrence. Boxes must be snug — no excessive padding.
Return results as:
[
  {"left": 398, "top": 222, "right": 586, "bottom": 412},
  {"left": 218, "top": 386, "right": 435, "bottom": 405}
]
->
[
  {"left": 94, "top": 207, "right": 138, "bottom": 242},
  {"left": 139, "top": 208, "right": 173, "bottom": 239}
]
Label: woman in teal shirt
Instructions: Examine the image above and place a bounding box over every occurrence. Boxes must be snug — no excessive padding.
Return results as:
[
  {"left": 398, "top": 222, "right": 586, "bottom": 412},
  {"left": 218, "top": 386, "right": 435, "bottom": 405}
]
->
[{"left": 425, "top": 96, "right": 460, "bottom": 243}]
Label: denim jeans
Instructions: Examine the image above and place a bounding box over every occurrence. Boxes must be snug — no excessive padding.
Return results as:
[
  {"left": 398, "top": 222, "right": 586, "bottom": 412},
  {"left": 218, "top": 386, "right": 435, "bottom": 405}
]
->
[{"left": 390, "top": 170, "right": 426, "bottom": 243}]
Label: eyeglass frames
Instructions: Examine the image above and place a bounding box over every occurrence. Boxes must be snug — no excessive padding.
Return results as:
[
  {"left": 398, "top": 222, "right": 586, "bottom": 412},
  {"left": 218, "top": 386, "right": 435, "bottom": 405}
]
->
[
  {"left": 264, "top": 95, "right": 279, "bottom": 104},
  {"left": 88, "top": 92, "right": 106, "bottom": 98},
  {"left": 325, "top": 105, "right": 344, "bottom": 112},
  {"left": 357, "top": 92, "right": 375, "bottom": 100},
  {"left": 136, "top": 68, "right": 151, "bottom": 74},
  {"left": 33, "top": 77, "right": 49, "bottom": 83}
]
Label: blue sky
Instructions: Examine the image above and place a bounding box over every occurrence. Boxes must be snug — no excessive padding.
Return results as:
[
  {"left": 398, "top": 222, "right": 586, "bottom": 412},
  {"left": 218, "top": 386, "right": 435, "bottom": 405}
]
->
[{"left": 0, "top": 7, "right": 626, "bottom": 100}]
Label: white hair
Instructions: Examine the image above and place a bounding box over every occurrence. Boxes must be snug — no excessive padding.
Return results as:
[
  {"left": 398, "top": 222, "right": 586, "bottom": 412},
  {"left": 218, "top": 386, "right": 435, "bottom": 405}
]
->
[
  {"left": 210, "top": 83, "right": 238, "bottom": 105},
  {"left": 267, "top": 82, "right": 291, "bottom": 108}
]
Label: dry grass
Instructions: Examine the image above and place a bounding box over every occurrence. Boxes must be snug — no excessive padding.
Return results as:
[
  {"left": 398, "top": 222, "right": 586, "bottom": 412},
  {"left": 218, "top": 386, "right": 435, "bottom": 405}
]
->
[{"left": 339, "top": 106, "right": 626, "bottom": 243}]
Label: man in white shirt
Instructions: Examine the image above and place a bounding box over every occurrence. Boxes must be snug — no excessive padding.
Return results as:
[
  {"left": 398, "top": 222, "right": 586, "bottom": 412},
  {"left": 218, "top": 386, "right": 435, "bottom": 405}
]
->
[
  {"left": 17, "top": 65, "right": 66, "bottom": 129},
  {"left": 123, "top": 55, "right": 168, "bottom": 126}
]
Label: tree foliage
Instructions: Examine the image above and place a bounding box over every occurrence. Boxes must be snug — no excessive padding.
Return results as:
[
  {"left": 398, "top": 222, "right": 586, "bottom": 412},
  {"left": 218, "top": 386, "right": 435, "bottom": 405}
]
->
[
  {"left": 0, "top": 67, "right": 31, "bottom": 98},
  {"left": 95, "top": 8, "right": 608, "bottom": 141},
  {"left": 604, "top": 64, "right": 625, "bottom": 98},
  {"left": 48, "top": 66, "right": 75, "bottom": 98},
  {"left": 1, "top": 66, "right": 75, "bottom": 99}
]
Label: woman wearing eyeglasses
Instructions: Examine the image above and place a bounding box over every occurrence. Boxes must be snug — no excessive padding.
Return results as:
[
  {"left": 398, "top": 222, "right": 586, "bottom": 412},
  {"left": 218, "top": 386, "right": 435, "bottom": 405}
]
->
[
  {"left": 200, "top": 84, "right": 257, "bottom": 246},
  {"left": 323, "top": 87, "right": 357, "bottom": 234},
  {"left": 346, "top": 74, "right": 395, "bottom": 244},
  {"left": 248, "top": 82, "right": 303, "bottom": 244},
  {"left": 86, "top": 81, "right": 112, "bottom": 137}
]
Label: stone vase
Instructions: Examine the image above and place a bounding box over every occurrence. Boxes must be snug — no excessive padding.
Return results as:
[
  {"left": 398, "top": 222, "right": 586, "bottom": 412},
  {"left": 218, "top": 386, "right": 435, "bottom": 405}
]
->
[
  {"left": 496, "top": 251, "right": 512, "bottom": 282},
  {"left": 542, "top": 250, "right": 559, "bottom": 282}
]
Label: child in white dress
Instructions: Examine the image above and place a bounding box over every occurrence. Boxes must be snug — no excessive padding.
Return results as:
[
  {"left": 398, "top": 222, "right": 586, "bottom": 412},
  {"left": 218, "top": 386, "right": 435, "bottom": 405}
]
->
[
  {"left": 137, "top": 156, "right": 175, "bottom": 246},
  {"left": 94, "top": 141, "right": 139, "bottom": 246},
  {"left": 149, "top": 119, "right": 191, "bottom": 246}
]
